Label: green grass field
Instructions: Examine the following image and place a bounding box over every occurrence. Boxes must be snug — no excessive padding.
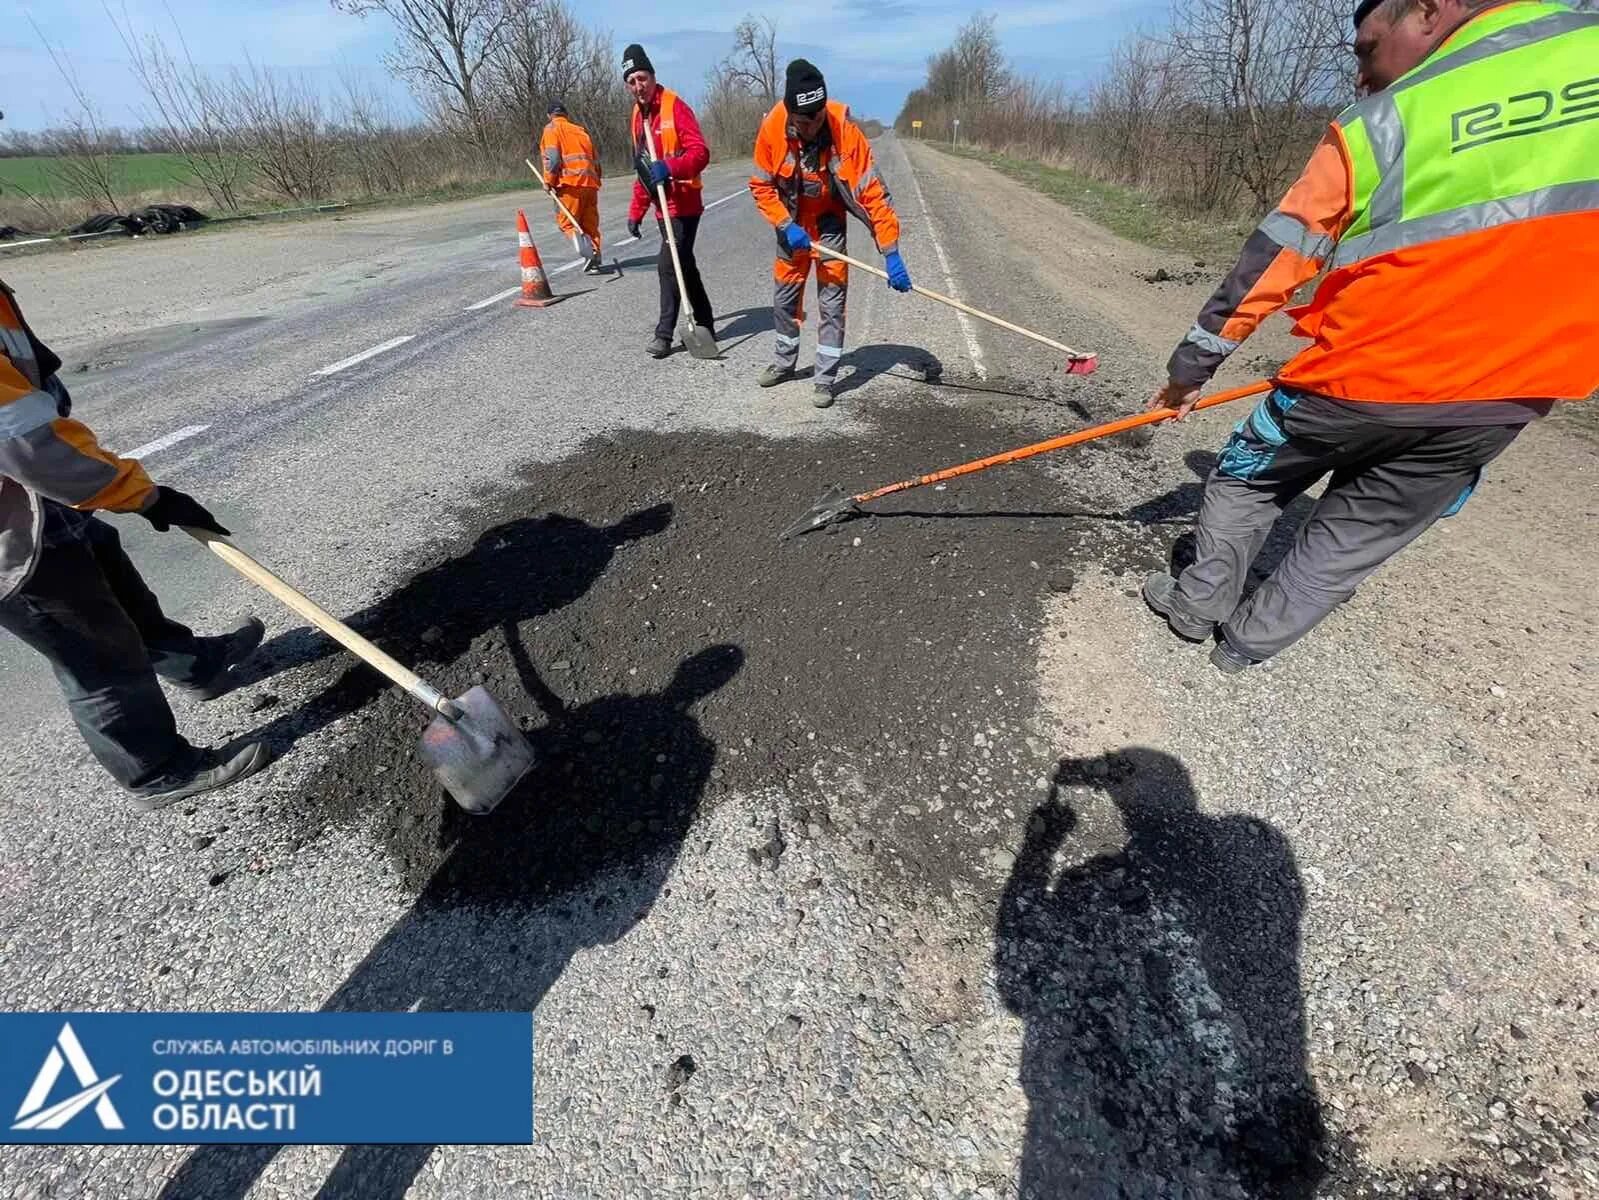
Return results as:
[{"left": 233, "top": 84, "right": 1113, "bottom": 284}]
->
[{"left": 0, "top": 153, "right": 204, "bottom": 199}]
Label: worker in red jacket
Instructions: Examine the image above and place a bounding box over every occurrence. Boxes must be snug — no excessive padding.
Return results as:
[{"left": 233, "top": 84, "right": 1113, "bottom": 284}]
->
[{"left": 622, "top": 43, "right": 717, "bottom": 359}]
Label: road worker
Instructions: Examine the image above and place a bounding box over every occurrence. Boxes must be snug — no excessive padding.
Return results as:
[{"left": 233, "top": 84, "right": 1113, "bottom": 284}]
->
[
  {"left": 1142, "top": 0, "right": 1598, "bottom": 674},
  {"left": 749, "top": 59, "right": 912, "bottom": 407},
  {"left": 538, "top": 99, "right": 604, "bottom": 275},
  {"left": 622, "top": 44, "right": 717, "bottom": 358},
  {"left": 0, "top": 279, "right": 273, "bottom": 809}
]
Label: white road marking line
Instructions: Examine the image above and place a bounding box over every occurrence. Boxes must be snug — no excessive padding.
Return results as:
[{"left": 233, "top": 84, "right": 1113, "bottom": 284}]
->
[
  {"left": 615, "top": 236, "right": 639, "bottom": 247},
  {"left": 704, "top": 189, "right": 746, "bottom": 212},
  {"left": 905, "top": 163, "right": 987, "bottom": 380},
  {"left": 122, "top": 424, "right": 210, "bottom": 460},
  {"left": 312, "top": 335, "right": 416, "bottom": 377},
  {"left": 466, "top": 286, "right": 523, "bottom": 311}
]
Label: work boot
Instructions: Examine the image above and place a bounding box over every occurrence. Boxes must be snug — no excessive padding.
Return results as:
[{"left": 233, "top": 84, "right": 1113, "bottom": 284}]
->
[
  {"left": 179, "top": 617, "right": 266, "bottom": 701},
  {"left": 646, "top": 336, "right": 671, "bottom": 359},
  {"left": 1209, "top": 639, "right": 1257, "bottom": 676},
  {"left": 130, "top": 741, "right": 275, "bottom": 814},
  {"left": 584, "top": 251, "right": 604, "bottom": 275},
  {"left": 1141, "top": 573, "right": 1213, "bottom": 642},
  {"left": 812, "top": 380, "right": 836, "bottom": 409},
  {"left": 758, "top": 364, "right": 794, "bottom": 388}
]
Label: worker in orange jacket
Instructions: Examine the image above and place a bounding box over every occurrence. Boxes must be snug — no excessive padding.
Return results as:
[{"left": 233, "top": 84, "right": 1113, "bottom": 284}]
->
[
  {"left": 749, "top": 59, "right": 911, "bottom": 407},
  {"left": 0, "top": 279, "right": 273, "bottom": 809},
  {"left": 538, "top": 100, "right": 604, "bottom": 275},
  {"left": 1142, "top": 0, "right": 1599, "bottom": 675}
]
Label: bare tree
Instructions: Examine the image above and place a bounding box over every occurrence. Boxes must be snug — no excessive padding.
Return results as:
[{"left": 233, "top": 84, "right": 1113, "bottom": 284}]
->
[
  {"left": 332, "top": 0, "right": 514, "bottom": 163},
  {"left": 27, "top": 16, "right": 122, "bottom": 213},
  {"left": 485, "top": 0, "right": 626, "bottom": 164},
  {"left": 718, "top": 15, "right": 779, "bottom": 103},
  {"left": 1167, "top": 0, "right": 1348, "bottom": 208},
  {"left": 230, "top": 63, "right": 337, "bottom": 202},
  {"left": 108, "top": 5, "right": 248, "bottom": 212}
]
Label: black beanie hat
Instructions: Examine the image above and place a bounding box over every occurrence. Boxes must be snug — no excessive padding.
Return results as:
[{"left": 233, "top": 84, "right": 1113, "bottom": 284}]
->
[
  {"left": 1353, "top": 0, "right": 1383, "bottom": 27},
  {"left": 622, "top": 44, "right": 654, "bottom": 80},
  {"left": 784, "top": 59, "right": 827, "bottom": 116},
  {"left": 548, "top": 99, "right": 567, "bottom": 116}
]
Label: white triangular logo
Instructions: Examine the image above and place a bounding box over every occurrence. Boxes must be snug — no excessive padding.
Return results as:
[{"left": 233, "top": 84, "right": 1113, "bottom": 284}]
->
[{"left": 11, "top": 1022, "right": 124, "bottom": 1131}]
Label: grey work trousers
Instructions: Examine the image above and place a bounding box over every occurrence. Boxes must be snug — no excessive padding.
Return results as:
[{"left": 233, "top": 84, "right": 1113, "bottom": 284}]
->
[
  {"left": 1170, "top": 389, "right": 1524, "bottom": 661},
  {"left": 772, "top": 212, "right": 848, "bottom": 386},
  {"left": 0, "top": 504, "right": 223, "bottom": 790}
]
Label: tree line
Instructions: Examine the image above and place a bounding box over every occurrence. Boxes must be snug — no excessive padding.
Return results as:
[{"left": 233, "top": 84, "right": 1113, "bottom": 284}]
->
[
  {"left": 5, "top": 0, "right": 631, "bottom": 229},
  {"left": 895, "top": 3, "right": 1351, "bottom": 217}
]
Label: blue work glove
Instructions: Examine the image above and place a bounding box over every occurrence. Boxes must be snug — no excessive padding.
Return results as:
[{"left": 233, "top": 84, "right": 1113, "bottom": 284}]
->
[
  {"left": 780, "top": 222, "right": 811, "bottom": 253},
  {"left": 647, "top": 160, "right": 671, "bottom": 188},
  {"left": 885, "top": 250, "right": 912, "bottom": 293}
]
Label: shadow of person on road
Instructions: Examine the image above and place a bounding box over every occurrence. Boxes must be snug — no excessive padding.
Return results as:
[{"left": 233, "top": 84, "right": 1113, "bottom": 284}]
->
[
  {"left": 223, "top": 504, "right": 673, "bottom": 759},
  {"left": 832, "top": 342, "right": 945, "bottom": 400},
  {"left": 712, "top": 306, "right": 775, "bottom": 342},
  {"left": 996, "top": 748, "right": 1326, "bottom": 1199},
  {"left": 156, "top": 639, "right": 743, "bottom": 1200}
]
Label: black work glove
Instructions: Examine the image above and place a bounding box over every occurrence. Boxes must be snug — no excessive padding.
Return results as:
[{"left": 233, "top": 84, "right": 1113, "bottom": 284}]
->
[
  {"left": 139, "top": 486, "right": 230, "bottom": 536},
  {"left": 627, "top": 218, "right": 642, "bottom": 240}
]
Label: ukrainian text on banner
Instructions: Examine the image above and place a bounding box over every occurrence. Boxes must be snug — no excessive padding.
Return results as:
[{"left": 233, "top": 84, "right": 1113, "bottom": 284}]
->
[{"left": 0, "top": 1013, "right": 533, "bottom": 1145}]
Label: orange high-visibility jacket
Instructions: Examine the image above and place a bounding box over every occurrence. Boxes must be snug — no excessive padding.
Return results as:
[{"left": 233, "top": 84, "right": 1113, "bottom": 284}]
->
[
  {"left": 0, "top": 282, "right": 155, "bottom": 600},
  {"left": 539, "top": 116, "right": 601, "bottom": 191},
  {"left": 749, "top": 100, "right": 901, "bottom": 254},
  {"left": 631, "top": 87, "right": 704, "bottom": 206},
  {"left": 1170, "top": 1, "right": 1599, "bottom": 405}
]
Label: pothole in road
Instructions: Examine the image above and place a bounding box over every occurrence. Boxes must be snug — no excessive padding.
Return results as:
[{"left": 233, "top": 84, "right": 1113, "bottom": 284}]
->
[{"left": 240, "top": 393, "right": 1175, "bottom": 906}]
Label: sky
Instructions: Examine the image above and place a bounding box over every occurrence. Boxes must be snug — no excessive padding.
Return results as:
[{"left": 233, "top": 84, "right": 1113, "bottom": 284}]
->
[{"left": 6, "top": 0, "right": 1170, "bottom": 133}]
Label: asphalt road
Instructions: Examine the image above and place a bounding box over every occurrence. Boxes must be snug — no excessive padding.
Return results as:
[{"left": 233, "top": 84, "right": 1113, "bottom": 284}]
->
[{"left": 0, "top": 134, "right": 1593, "bottom": 1200}]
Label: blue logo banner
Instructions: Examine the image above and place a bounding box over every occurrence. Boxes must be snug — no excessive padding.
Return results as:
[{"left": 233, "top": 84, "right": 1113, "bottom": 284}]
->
[{"left": 0, "top": 1013, "right": 533, "bottom": 1145}]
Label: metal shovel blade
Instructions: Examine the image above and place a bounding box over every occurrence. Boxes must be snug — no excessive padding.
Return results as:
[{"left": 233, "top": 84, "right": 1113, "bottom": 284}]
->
[
  {"left": 418, "top": 685, "right": 535, "bottom": 815},
  {"left": 682, "top": 322, "right": 721, "bottom": 360},
  {"left": 779, "top": 487, "right": 861, "bottom": 541}
]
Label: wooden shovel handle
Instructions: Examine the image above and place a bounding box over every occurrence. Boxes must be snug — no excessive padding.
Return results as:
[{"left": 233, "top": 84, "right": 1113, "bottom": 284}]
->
[
  {"left": 809, "top": 242, "right": 1095, "bottom": 364},
  {"left": 640, "top": 123, "right": 694, "bottom": 312},
  {"left": 527, "top": 159, "right": 584, "bottom": 232},
  {"left": 184, "top": 529, "right": 457, "bottom": 719}
]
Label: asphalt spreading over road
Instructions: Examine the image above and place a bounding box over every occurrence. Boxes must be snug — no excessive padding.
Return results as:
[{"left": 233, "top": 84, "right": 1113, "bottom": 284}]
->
[
  {"left": 224, "top": 380, "right": 1170, "bottom": 899},
  {"left": 179, "top": 380, "right": 1570, "bottom": 1199}
]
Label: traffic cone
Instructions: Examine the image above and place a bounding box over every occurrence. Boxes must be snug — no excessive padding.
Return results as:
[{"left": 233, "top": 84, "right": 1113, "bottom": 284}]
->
[{"left": 514, "top": 209, "right": 558, "bottom": 308}]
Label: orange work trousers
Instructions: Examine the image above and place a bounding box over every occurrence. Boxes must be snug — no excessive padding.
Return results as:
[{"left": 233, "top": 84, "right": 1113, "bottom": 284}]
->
[{"left": 553, "top": 186, "right": 601, "bottom": 255}]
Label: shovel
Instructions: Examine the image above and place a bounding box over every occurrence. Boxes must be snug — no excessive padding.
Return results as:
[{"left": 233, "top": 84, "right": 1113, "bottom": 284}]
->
[
  {"left": 185, "top": 529, "right": 534, "bottom": 814},
  {"left": 782, "top": 379, "right": 1273, "bottom": 539},
  {"left": 640, "top": 121, "right": 720, "bottom": 360},
  {"left": 810, "top": 243, "right": 1098, "bottom": 375}
]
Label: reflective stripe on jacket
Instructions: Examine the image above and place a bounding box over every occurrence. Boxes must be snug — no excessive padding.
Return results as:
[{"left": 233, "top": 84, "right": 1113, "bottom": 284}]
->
[
  {"left": 1171, "top": 0, "right": 1599, "bottom": 405},
  {"left": 0, "top": 283, "right": 155, "bottom": 600},
  {"left": 539, "top": 116, "right": 601, "bottom": 191},
  {"left": 748, "top": 100, "right": 901, "bottom": 254}
]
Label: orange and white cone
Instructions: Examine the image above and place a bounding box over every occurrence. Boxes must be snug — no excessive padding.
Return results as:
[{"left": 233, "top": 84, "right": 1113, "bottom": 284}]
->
[{"left": 514, "top": 209, "right": 558, "bottom": 308}]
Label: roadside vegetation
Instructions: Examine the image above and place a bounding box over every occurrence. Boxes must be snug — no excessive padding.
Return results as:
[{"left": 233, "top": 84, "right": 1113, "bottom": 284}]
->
[
  {"left": 5, "top": 6, "right": 890, "bottom": 237},
  {"left": 896, "top": 4, "right": 1350, "bottom": 228}
]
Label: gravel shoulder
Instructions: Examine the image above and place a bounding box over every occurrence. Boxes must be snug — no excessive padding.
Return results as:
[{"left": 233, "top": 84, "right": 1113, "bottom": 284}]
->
[{"left": 903, "top": 140, "right": 1597, "bottom": 1195}]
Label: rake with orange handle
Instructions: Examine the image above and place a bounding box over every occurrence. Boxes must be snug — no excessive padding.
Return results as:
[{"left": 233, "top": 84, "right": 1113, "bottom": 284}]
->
[
  {"left": 809, "top": 242, "right": 1099, "bottom": 375},
  {"left": 779, "top": 379, "right": 1274, "bottom": 540}
]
